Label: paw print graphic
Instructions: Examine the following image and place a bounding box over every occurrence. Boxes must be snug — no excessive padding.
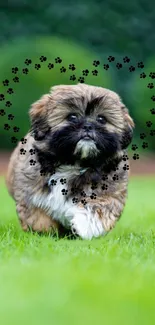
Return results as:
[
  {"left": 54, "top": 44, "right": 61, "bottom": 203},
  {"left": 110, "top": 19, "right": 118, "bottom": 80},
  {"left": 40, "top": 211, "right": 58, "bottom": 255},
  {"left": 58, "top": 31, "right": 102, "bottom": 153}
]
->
[
  {"left": 102, "top": 174, "right": 108, "bottom": 181},
  {"left": 4, "top": 123, "right": 10, "bottom": 130},
  {"left": 133, "top": 154, "right": 139, "bottom": 160},
  {"left": 8, "top": 114, "right": 14, "bottom": 120},
  {"left": 103, "top": 64, "right": 109, "bottom": 70},
  {"left": 122, "top": 154, "right": 128, "bottom": 161},
  {"left": 20, "top": 148, "right": 26, "bottom": 155},
  {"left": 35, "top": 64, "right": 41, "bottom": 70},
  {"left": 25, "top": 59, "right": 32, "bottom": 65},
  {"left": 93, "top": 60, "right": 100, "bottom": 67},
  {"left": 101, "top": 184, "right": 108, "bottom": 190},
  {"left": 91, "top": 182, "right": 98, "bottom": 190},
  {"left": 22, "top": 68, "right": 29, "bottom": 74},
  {"left": 82, "top": 69, "right": 89, "bottom": 76},
  {"left": 81, "top": 190, "right": 86, "bottom": 197},
  {"left": 29, "top": 159, "right": 36, "bottom": 166},
  {"left": 0, "top": 94, "right": 5, "bottom": 101},
  {"left": 113, "top": 174, "right": 119, "bottom": 181},
  {"left": 0, "top": 109, "right": 5, "bottom": 116},
  {"left": 138, "top": 62, "right": 144, "bottom": 68},
  {"left": 78, "top": 77, "right": 85, "bottom": 83},
  {"left": 3, "top": 79, "right": 9, "bottom": 86},
  {"left": 108, "top": 56, "right": 115, "bottom": 62},
  {"left": 71, "top": 187, "right": 78, "bottom": 195},
  {"left": 7, "top": 88, "right": 14, "bottom": 94},
  {"left": 70, "top": 75, "right": 76, "bottom": 81},
  {"left": 123, "top": 56, "right": 130, "bottom": 63},
  {"left": 48, "top": 63, "right": 54, "bottom": 69},
  {"left": 81, "top": 199, "right": 87, "bottom": 206},
  {"left": 113, "top": 166, "right": 119, "bottom": 171},
  {"left": 151, "top": 95, "right": 155, "bottom": 101},
  {"left": 72, "top": 197, "right": 79, "bottom": 204},
  {"left": 61, "top": 189, "right": 68, "bottom": 196},
  {"left": 90, "top": 192, "right": 97, "bottom": 199},
  {"left": 11, "top": 136, "right": 18, "bottom": 143},
  {"left": 12, "top": 67, "right": 18, "bottom": 74},
  {"left": 140, "top": 133, "right": 146, "bottom": 139},
  {"left": 129, "top": 66, "right": 135, "bottom": 72},
  {"left": 55, "top": 57, "right": 62, "bottom": 64},
  {"left": 150, "top": 108, "right": 155, "bottom": 114},
  {"left": 140, "top": 72, "right": 146, "bottom": 79},
  {"left": 69, "top": 64, "right": 76, "bottom": 71},
  {"left": 92, "top": 70, "right": 98, "bottom": 76},
  {"left": 150, "top": 130, "right": 155, "bottom": 136},
  {"left": 146, "top": 121, "right": 152, "bottom": 127},
  {"left": 123, "top": 164, "right": 129, "bottom": 171},
  {"left": 60, "top": 178, "right": 66, "bottom": 185},
  {"left": 116, "top": 63, "right": 122, "bottom": 69},
  {"left": 40, "top": 56, "right": 47, "bottom": 62},
  {"left": 60, "top": 67, "right": 66, "bottom": 73},
  {"left": 40, "top": 169, "right": 46, "bottom": 176},
  {"left": 13, "top": 77, "right": 19, "bottom": 83},
  {"left": 147, "top": 83, "right": 154, "bottom": 89},
  {"left": 50, "top": 179, "right": 57, "bottom": 186},
  {"left": 142, "top": 142, "right": 148, "bottom": 149},
  {"left": 5, "top": 101, "right": 12, "bottom": 107},
  {"left": 132, "top": 144, "right": 138, "bottom": 151},
  {"left": 29, "top": 149, "right": 35, "bottom": 155},
  {"left": 13, "top": 126, "right": 20, "bottom": 132},
  {"left": 21, "top": 137, "right": 27, "bottom": 144},
  {"left": 149, "top": 72, "right": 155, "bottom": 79}
]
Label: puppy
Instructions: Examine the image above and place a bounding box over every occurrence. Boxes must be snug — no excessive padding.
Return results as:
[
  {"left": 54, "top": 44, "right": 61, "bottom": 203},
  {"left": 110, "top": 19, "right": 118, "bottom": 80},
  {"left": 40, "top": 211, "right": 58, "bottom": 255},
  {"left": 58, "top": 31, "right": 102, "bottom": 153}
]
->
[{"left": 6, "top": 83, "right": 134, "bottom": 239}]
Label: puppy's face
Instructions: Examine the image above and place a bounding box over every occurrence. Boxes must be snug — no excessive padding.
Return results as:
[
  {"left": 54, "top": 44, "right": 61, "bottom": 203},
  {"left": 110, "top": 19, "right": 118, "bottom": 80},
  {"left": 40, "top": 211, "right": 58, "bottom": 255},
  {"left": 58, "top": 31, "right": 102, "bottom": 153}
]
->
[{"left": 30, "top": 83, "right": 134, "bottom": 167}]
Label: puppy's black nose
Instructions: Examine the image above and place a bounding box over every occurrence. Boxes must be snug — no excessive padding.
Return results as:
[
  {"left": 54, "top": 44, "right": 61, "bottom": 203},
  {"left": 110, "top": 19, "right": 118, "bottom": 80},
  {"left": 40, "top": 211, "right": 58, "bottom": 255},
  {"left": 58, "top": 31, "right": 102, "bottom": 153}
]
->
[{"left": 83, "top": 123, "right": 93, "bottom": 131}]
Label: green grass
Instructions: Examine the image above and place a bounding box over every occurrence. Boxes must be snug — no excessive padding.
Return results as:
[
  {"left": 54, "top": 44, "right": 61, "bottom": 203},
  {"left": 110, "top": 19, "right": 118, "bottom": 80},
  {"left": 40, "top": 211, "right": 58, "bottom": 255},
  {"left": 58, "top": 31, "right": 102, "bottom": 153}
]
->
[{"left": 0, "top": 176, "right": 155, "bottom": 325}]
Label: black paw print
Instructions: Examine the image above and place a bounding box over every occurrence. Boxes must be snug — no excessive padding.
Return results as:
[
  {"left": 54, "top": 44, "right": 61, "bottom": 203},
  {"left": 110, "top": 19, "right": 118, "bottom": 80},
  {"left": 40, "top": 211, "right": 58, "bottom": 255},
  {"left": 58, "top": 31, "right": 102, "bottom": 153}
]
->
[
  {"left": 35, "top": 64, "right": 41, "bottom": 70},
  {"left": 108, "top": 56, "right": 115, "bottom": 62},
  {"left": 0, "top": 94, "right": 5, "bottom": 101},
  {"left": 11, "top": 136, "right": 18, "bottom": 143},
  {"left": 116, "top": 63, "right": 122, "bottom": 69},
  {"left": 102, "top": 174, "right": 108, "bottom": 181},
  {"left": 50, "top": 179, "right": 57, "bottom": 186},
  {"left": 82, "top": 69, "right": 89, "bottom": 76},
  {"left": 140, "top": 72, "right": 146, "bottom": 79},
  {"left": 71, "top": 187, "right": 78, "bottom": 195},
  {"left": 129, "top": 66, "right": 135, "bottom": 72},
  {"left": 60, "top": 178, "right": 66, "bottom": 185},
  {"left": 150, "top": 130, "right": 155, "bottom": 136},
  {"left": 4, "top": 123, "right": 10, "bottom": 130},
  {"left": 81, "top": 199, "right": 87, "bottom": 206},
  {"left": 150, "top": 108, "right": 155, "bottom": 114},
  {"left": 72, "top": 197, "right": 78, "bottom": 204},
  {"left": 132, "top": 144, "right": 138, "bottom": 151},
  {"left": 5, "top": 101, "right": 12, "bottom": 107},
  {"left": 81, "top": 190, "right": 86, "bottom": 197},
  {"left": 103, "top": 64, "right": 109, "bottom": 70},
  {"left": 140, "top": 133, "right": 146, "bottom": 139},
  {"left": 70, "top": 75, "right": 76, "bottom": 81},
  {"left": 20, "top": 148, "right": 26, "bottom": 155},
  {"left": 12, "top": 67, "right": 18, "bottom": 74},
  {"left": 151, "top": 96, "right": 155, "bottom": 101},
  {"left": 92, "top": 70, "right": 98, "bottom": 76},
  {"left": 60, "top": 67, "right": 66, "bottom": 73},
  {"left": 8, "top": 114, "right": 14, "bottom": 120},
  {"left": 48, "top": 63, "right": 54, "bottom": 69},
  {"left": 149, "top": 72, "right": 155, "bottom": 79},
  {"left": 122, "top": 154, "right": 128, "bottom": 161},
  {"left": 29, "top": 149, "right": 35, "bottom": 155},
  {"left": 78, "top": 77, "right": 85, "bottom": 83},
  {"left": 22, "top": 68, "right": 29, "bottom": 74},
  {"left": 123, "top": 56, "right": 130, "bottom": 63},
  {"left": 29, "top": 159, "right": 36, "bottom": 166},
  {"left": 13, "top": 77, "right": 19, "bottom": 83},
  {"left": 93, "top": 60, "right": 100, "bottom": 67},
  {"left": 3, "top": 79, "right": 9, "bottom": 86},
  {"left": 13, "top": 126, "right": 20, "bottom": 132},
  {"left": 40, "top": 56, "right": 47, "bottom": 62},
  {"left": 21, "top": 137, "right": 27, "bottom": 144},
  {"left": 133, "top": 154, "right": 139, "bottom": 160},
  {"left": 61, "top": 189, "right": 68, "bottom": 196},
  {"left": 101, "top": 184, "right": 108, "bottom": 190},
  {"left": 123, "top": 164, "right": 129, "bottom": 171},
  {"left": 147, "top": 83, "right": 154, "bottom": 89},
  {"left": 90, "top": 192, "right": 97, "bottom": 199},
  {"left": 142, "top": 142, "right": 148, "bottom": 149},
  {"left": 7, "top": 88, "right": 14, "bottom": 94},
  {"left": 146, "top": 121, "right": 152, "bottom": 127},
  {"left": 138, "top": 62, "right": 144, "bottom": 68},
  {"left": 91, "top": 182, "right": 98, "bottom": 190},
  {"left": 0, "top": 109, "right": 5, "bottom": 116},
  {"left": 55, "top": 57, "right": 62, "bottom": 64},
  {"left": 40, "top": 169, "right": 46, "bottom": 176},
  {"left": 69, "top": 64, "right": 76, "bottom": 71},
  {"left": 113, "top": 174, "right": 119, "bottom": 181},
  {"left": 25, "top": 59, "right": 32, "bottom": 65},
  {"left": 113, "top": 166, "right": 119, "bottom": 171}
]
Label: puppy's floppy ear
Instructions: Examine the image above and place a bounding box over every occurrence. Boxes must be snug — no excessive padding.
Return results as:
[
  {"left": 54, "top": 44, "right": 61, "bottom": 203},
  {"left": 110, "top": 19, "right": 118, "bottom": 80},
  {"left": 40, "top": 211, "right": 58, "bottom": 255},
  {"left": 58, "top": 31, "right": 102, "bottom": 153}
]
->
[
  {"left": 29, "top": 94, "right": 51, "bottom": 141},
  {"left": 121, "top": 105, "right": 135, "bottom": 149}
]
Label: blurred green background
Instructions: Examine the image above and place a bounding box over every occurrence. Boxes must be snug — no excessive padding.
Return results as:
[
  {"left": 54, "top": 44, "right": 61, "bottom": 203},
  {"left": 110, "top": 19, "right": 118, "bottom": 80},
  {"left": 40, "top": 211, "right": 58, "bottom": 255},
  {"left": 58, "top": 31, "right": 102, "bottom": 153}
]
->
[{"left": 0, "top": 0, "right": 155, "bottom": 151}]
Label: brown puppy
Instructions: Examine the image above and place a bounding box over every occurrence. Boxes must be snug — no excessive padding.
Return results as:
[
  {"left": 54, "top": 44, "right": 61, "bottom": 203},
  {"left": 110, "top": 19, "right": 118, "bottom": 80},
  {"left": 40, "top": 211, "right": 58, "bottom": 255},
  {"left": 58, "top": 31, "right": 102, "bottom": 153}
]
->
[{"left": 6, "top": 83, "right": 134, "bottom": 239}]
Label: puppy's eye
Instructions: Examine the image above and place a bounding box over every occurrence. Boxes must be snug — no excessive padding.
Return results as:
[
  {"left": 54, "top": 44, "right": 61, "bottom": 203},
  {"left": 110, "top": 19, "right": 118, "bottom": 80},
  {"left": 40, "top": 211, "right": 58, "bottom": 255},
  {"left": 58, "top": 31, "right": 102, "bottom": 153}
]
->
[
  {"left": 67, "top": 113, "right": 78, "bottom": 122},
  {"left": 96, "top": 115, "right": 106, "bottom": 124}
]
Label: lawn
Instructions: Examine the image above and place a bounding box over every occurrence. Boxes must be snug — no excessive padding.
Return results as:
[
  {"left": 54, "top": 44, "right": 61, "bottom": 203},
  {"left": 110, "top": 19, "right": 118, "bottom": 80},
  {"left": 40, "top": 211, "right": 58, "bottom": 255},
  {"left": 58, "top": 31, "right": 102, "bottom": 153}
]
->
[{"left": 0, "top": 175, "right": 155, "bottom": 325}]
